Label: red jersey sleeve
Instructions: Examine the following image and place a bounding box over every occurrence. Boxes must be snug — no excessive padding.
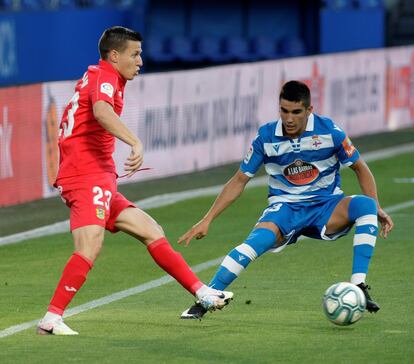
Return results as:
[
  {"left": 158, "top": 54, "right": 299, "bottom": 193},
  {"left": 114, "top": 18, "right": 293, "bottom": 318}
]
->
[{"left": 89, "top": 69, "right": 118, "bottom": 108}]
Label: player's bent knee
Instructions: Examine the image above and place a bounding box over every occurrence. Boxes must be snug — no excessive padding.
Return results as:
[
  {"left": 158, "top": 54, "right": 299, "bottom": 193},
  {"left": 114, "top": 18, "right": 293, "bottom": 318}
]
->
[
  {"left": 255, "top": 221, "right": 280, "bottom": 235},
  {"left": 78, "top": 239, "right": 103, "bottom": 262},
  {"left": 156, "top": 223, "right": 165, "bottom": 236},
  {"left": 141, "top": 227, "right": 165, "bottom": 246},
  {"left": 348, "top": 195, "right": 378, "bottom": 223},
  {"left": 245, "top": 227, "right": 278, "bottom": 256},
  {"left": 72, "top": 226, "right": 105, "bottom": 262}
]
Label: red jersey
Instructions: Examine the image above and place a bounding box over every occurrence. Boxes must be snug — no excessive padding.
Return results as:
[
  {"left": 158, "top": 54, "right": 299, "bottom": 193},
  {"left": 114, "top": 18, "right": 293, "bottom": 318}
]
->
[{"left": 55, "top": 60, "right": 126, "bottom": 182}]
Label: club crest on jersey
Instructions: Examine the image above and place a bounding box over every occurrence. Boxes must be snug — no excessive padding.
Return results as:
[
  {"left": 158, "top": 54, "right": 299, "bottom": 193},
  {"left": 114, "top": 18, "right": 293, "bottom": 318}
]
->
[
  {"left": 311, "top": 135, "right": 322, "bottom": 150},
  {"left": 244, "top": 145, "right": 254, "bottom": 163},
  {"left": 342, "top": 136, "right": 356, "bottom": 157},
  {"left": 96, "top": 208, "right": 105, "bottom": 220},
  {"left": 283, "top": 159, "right": 320, "bottom": 185},
  {"left": 100, "top": 82, "right": 114, "bottom": 97}
]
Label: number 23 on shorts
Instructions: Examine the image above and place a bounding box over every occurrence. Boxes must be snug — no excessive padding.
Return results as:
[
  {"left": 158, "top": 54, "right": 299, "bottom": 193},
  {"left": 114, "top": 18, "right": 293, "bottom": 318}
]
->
[{"left": 92, "top": 186, "right": 112, "bottom": 211}]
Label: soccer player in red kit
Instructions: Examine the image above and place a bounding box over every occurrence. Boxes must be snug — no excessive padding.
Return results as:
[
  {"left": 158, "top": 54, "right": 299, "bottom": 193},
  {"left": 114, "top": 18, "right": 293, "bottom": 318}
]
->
[{"left": 37, "top": 26, "right": 233, "bottom": 335}]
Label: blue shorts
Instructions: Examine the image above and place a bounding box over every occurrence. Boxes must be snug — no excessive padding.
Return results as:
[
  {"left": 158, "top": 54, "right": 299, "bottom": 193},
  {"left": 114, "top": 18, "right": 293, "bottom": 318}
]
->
[{"left": 258, "top": 194, "right": 352, "bottom": 249}]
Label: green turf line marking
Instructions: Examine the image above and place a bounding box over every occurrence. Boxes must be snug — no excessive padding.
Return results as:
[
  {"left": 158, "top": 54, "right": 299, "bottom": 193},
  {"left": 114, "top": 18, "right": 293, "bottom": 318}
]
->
[{"left": 0, "top": 200, "right": 412, "bottom": 339}]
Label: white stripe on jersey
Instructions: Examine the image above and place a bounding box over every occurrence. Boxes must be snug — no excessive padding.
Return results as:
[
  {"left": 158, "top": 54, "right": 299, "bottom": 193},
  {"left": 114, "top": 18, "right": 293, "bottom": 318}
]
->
[
  {"left": 269, "top": 170, "right": 337, "bottom": 194},
  {"left": 268, "top": 194, "right": 317, "bottom": 204},
  {"left": 263, "top": 134, "right": 334, "bottom": 157},
  {"left": 263, "top": 142, "right": 293, "bottom": 157},
  {"left": 300, "top": 134, "right": 334, "bottom": 152},
  {"left": 267, "top": 180, "right": 343, "bottom": 204},
  {"left": 264, "top": 154, "right": 339, "bottom": 176},
  {"left": 341, "top": 160, "right": 354, "bottom": 167}
]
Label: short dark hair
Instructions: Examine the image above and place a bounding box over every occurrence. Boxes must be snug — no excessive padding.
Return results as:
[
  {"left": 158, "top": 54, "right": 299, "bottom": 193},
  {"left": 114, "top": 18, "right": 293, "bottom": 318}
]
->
[
  {"left": 279, "top": 80, "right": 311, "bottom": 108},
  {"left": 98, "top": 26, "right": 143, "bottom": 60}
]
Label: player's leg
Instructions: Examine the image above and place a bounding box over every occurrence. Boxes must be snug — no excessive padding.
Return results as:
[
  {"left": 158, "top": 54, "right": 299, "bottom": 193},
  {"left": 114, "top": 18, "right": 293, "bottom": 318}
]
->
[
  {"left": 37, "top": 225, "right": 104, "bottom": 335},
  {"left": 326, "top": 195, "right": 380, "bottom": 312},
  {"left": 182, "top": 203, "right": 295, "bottom": 319},
  {"left": 112, "top": 203, "right": 233, "bottom": 310},
  {"left": 181, "top": 222, "right": 283, "bottom": 319},
  {"left": 206, "top": 202, "right": 294, "bottom": 292},
  {"left": 38, "top": 175, "right": 113, "bottom": 335},
  {"left": 208, "top": 222, "right": 283, "bottom": 290}
]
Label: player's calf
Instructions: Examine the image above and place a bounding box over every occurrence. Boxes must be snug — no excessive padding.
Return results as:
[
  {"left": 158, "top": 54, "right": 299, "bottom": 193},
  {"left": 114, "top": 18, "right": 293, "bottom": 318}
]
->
[
  {"left": 348, "top": 195, "right": 378, "bottom": 287},
  {"left": 209, "top": 228, "right": 276, "bottom": 290}
]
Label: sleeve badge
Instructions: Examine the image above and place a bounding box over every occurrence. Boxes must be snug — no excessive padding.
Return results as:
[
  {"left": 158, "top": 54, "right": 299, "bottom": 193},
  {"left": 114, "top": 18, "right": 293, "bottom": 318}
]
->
[
  {"left": 100, "top": 82, "right": 114, "bottom": 98},
  {"left": 342, "top": 136, "right": 356, "bottom": 158},
  {"left": 244, "top": 145, "right": 254, "bottom": 163}
]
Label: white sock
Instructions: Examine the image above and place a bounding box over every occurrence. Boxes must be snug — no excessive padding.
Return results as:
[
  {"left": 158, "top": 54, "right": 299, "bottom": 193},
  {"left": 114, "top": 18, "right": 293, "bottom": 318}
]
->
[
  {"left": 195, "top": 284, "right": 217, "bottom": 300},
  {"left": 351, "top": 273, "right": 366, "bottom": 285},
  {"left": 42, "top": 311, "right": 61, "bottom": 323}
]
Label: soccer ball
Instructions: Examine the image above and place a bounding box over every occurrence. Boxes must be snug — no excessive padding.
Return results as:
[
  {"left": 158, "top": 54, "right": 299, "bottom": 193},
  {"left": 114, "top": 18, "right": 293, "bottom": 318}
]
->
[{"left": 322, "top": 282, "right": 366, "bottom": 326}]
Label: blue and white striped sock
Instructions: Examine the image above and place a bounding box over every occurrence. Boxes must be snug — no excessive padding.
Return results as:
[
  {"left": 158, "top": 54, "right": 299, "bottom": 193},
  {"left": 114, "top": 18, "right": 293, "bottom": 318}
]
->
[
  {"left": 348, "top": 196, "right": 378, "bottom": 285},
  {"left": 208, "top": 228, "right": 276, "bottom": 290}
]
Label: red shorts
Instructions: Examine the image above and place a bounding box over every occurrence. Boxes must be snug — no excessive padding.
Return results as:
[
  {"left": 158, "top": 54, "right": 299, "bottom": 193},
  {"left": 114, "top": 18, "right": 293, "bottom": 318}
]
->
[{"left": 56, "top": 172, "right": 136, "bottom": 232}]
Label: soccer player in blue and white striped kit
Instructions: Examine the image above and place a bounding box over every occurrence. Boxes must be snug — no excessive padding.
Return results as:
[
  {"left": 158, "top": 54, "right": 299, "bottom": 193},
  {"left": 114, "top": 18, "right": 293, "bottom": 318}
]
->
[{"left": 179, "top": 80, "right": 394, "bottom": 319}]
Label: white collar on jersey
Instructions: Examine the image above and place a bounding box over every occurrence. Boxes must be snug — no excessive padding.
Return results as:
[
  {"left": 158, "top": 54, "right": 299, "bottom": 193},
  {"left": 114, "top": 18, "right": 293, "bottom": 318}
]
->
[{"left": 275, "top": 113, "right": 315, "bottom": 136}]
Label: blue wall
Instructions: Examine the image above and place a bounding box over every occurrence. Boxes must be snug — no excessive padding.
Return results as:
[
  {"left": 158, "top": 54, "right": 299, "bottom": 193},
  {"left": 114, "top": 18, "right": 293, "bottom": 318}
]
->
[
  {"left": 0, "top": 9, "right": 137, "bottom": 86},
  {"left": 0, "top": 1, "right": 386, "bottom": 87},
  {"left": 320, "top": 8, "right": 385, "bottom": 53},
  {"left": 147, "top": 0, "right": 187, "bottom": 37}
]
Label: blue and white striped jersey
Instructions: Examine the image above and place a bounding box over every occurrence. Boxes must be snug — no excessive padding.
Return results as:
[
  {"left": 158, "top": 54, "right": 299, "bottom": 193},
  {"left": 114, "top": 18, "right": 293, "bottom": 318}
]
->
[{"left": 240, "top": 113, "right": 360, "bottom": 205}]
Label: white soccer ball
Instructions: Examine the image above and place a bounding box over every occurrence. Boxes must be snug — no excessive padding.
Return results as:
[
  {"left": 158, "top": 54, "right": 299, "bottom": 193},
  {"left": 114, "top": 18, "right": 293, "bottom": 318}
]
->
[{"left": 322, "top": 282, "right": 366, "bottom": 326}]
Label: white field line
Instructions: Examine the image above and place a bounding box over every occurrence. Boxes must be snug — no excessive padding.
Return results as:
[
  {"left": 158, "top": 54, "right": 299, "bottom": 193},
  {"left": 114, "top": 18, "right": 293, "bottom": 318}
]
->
[
  {"left": 393, "top": 178, "right": 414, "bottom": 183},
  {"left": 1, "top": 143, "right": 414, "bottom": 247},
  {"left": 0, "top": 200, "right": 413, "bottom": 339},
  {"left": 0, "top": 257, "right": 224, "bottom": 339}
]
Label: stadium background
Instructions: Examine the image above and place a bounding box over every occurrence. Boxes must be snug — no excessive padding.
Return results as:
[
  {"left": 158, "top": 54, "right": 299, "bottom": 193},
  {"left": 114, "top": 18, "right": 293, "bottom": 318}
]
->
[{"left": 1, "top": 0, "right": 414, "bottom": 208}]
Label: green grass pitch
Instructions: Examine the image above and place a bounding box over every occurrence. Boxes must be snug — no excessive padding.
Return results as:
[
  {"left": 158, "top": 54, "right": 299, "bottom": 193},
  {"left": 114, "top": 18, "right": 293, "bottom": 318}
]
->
[{"left": 0, "top": 150, "right": 413, "bottom": 363}]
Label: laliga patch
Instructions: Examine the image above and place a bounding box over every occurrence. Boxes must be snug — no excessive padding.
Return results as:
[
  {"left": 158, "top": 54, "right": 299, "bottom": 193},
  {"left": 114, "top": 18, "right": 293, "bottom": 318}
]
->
[
  {"left": 96, "top": 208, "right": 105, "bottom": 220},
  {"left": 283, "top": 159, "right": 319, "bottom": 185},
  {"left": 100, "top": 82, "right": 114, "bottom": 98},
  {"left": 244, "top": 145, "right": 254, "bottom": 163},
  {"left": 342, "top": 136, "right": 356, "bottom": 158}
]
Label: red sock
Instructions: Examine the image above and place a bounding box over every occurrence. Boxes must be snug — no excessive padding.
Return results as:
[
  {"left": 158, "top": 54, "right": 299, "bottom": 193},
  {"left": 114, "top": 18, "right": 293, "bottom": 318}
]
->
[
  {"left": 147, "top": 237, "right": 203, "bottom": 295},
  {"left": 48, "top": 252, "right": 93, "bottom": 315}
]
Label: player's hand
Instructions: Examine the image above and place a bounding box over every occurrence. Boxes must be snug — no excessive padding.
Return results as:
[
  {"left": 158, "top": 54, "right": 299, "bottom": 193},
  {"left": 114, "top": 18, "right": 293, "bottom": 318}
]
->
[
  {"left": 178, "top": 219, "right": 210, "bottom": 246},
  {"left": 377, "top": 208, "right": 393, "bottom": 239},
  {"left": 124, "top": 141, "right": 144, "bottom": 177}
]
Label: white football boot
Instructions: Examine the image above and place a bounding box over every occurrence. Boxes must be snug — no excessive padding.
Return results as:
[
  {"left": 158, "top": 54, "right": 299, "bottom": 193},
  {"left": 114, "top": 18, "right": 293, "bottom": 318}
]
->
[
  {"left": 37, "top": 318, "right": 79, "bottom": 336},
  {"left": 199, "top": 289, "right": 234, "bottom": 312},
  {"left": 181, "top": 289, "right": 234, "bottom": 319}
]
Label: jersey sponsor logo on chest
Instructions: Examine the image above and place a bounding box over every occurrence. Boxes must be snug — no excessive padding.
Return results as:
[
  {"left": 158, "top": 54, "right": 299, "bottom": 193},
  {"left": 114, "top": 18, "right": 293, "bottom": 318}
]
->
[{"left": 283, "top": 159, "right": 320, "bottom": 185}]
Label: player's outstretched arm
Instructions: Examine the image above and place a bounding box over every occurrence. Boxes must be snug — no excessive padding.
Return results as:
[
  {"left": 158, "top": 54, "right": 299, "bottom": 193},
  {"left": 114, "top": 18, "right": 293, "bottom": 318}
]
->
[
  {"left": 93, "top": 100, "right": 144, "bottom": 175},
  {"left": 349, "top": 158, "right": 394, "bottom": 238},
  {"left": 178, "top": 170, "right": 250, "bottom": 246}
]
